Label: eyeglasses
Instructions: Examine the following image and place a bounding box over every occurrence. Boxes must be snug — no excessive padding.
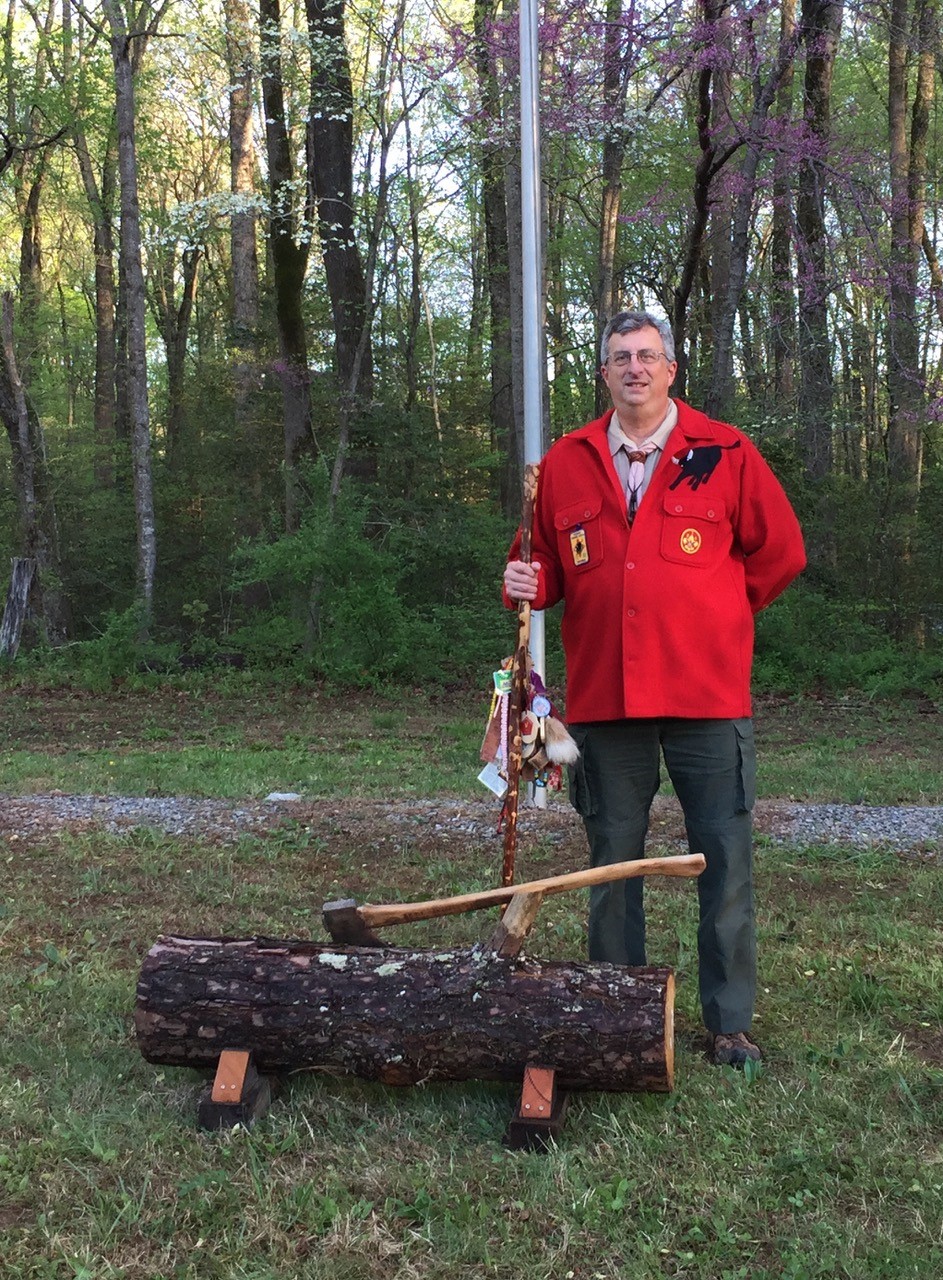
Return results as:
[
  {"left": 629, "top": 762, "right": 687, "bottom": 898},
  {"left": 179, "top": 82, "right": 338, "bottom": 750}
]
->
[{"left": 606, "top": 349, "right": 671, "bottom": 368}]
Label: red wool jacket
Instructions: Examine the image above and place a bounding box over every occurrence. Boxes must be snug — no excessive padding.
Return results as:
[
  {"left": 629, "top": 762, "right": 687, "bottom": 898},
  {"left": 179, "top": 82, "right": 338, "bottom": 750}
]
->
[{"left": 505, "top": 400, "right": 806, "bottom": 722}]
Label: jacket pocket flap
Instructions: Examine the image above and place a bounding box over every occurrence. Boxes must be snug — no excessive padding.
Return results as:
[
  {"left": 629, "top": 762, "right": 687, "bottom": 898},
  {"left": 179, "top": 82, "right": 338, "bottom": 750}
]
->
[
  {"left": 555, "top": 498, "right": 602, "bottom": 530},
  {"left": 662, "top": 493, "right": 726, "bottom": 522}
]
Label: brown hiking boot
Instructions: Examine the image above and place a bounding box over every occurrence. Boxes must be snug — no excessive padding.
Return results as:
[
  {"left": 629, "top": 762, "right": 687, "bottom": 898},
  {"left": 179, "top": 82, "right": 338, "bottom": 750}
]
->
[{"left": 709, "top": 1031, "right": 762, "bottom": 1067}]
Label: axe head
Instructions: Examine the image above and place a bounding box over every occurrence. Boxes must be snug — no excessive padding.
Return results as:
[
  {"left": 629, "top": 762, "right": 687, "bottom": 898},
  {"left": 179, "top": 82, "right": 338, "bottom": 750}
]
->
[{"left": 322, "top": 898, "right": 385, "bottom": 947}]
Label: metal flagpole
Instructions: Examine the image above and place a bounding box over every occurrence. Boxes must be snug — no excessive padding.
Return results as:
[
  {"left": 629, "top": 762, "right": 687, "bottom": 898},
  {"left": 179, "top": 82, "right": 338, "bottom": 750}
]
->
[{"left": 519, "top": 0, "right": 546, "bottom": 803}]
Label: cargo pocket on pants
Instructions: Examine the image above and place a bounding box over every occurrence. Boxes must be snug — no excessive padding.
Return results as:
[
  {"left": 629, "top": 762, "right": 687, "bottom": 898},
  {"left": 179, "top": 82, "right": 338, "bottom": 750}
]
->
[
  {"left": 734, "top": 718, "right": 756, "bottom": 813},
  {"left": 566, "top": 726, "right": 596, "bottom": 818}
]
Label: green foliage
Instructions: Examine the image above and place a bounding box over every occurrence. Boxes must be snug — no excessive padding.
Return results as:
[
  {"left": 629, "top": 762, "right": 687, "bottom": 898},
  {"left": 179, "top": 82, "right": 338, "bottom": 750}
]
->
[
  {"left": 754, "top": 585, "right": 943, "bottom": 698},
  {"left": 54, "top": 482, "right": 139, "bottom": 636},
  {"left": 231, "top": 470, "right": 514, "bottom": 686},
  {"left": 16, "top": 605, "right": 175, "bottom": 688}
]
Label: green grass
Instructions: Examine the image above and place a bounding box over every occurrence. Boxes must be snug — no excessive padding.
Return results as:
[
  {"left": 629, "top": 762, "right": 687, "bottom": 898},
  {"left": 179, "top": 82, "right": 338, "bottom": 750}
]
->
[
  {"left": 2, "top": 685, "right": 941, "bottom": 804},
  {"left": 754, "top": 696, "right": 943, "bottom": 803},
  {"left": 1, "top": 686, "right": 942, "bottom": 1278},
  {"left": 0, "top": 686, "right": 482, "bottom": 798},
  {"left": 758, "top": 738, "right": 942, "bottom": 804},
  {"left": 0, "top": 735, "right": 478, "bottom": 798}
]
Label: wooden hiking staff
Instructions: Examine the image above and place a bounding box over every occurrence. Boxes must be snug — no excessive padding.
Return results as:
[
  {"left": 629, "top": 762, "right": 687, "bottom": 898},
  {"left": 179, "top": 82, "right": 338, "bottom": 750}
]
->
[{"left": 501, "top": 461, "right": 540, "bottom": 887}]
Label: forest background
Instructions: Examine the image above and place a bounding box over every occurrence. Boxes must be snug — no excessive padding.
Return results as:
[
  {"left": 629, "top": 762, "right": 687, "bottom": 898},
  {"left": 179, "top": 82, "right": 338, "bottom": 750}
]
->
[{"left": 1, "top": 0, "right": 941, "bottom": 697}]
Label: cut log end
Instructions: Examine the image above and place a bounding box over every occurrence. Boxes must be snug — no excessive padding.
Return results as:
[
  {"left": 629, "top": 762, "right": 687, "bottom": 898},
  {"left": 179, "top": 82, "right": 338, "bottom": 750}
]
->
[{"left": 664, "top": 970, "right": 675, "bottom": 1090}]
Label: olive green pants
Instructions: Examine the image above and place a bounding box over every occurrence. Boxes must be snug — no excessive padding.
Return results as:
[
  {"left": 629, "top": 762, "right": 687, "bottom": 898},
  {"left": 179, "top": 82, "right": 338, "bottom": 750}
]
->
[{"left": 567, "top": 718, "right": 757, "bottom": 1034}]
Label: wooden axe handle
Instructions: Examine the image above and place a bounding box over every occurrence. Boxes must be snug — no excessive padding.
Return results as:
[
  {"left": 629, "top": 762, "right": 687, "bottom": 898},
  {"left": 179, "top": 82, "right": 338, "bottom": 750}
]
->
[{"left": 346, "top": 853, "right": 705, "bottom": 930}]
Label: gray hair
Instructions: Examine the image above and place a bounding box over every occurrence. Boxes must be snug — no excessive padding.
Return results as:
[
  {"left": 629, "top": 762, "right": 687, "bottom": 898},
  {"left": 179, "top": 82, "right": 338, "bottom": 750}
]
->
[{"left": 600, "top": 311, "right": 676, "bottom": 365}]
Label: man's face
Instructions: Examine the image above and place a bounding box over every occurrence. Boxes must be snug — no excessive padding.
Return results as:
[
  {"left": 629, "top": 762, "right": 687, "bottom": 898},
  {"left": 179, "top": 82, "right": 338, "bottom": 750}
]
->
[{"left": 600, "top": 325, "right": 677, "bottom": 420}]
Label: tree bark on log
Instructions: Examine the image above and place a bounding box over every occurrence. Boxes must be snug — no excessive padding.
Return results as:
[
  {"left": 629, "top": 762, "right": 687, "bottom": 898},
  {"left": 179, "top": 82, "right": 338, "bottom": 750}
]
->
[{"left": 136, "top": 936, "right": 675, "bottom": 1093}]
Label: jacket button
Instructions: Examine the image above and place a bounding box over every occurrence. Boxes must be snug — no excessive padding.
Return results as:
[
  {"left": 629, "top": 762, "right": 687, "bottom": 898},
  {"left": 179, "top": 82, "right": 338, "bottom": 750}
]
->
[
  {"left": 583, "top": 509, "right": 592, "bottom": 518},
  {"left": 626, "top": 608, "right": 636, "bottom": 618},
  {"left": 626, "top": 561, "right": 635, "bottom": 570},
  {"left": 707, "top": 509, "right": 715, "bottom": 518},
  {"left": 674, "top": 504, "right": 683, "bottom": 513}
]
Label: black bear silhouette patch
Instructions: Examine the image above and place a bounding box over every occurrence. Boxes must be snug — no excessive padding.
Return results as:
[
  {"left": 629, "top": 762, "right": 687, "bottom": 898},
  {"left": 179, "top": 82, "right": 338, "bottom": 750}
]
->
[{"left": 669, "top": 441, "right": 740, "bottom": 491}]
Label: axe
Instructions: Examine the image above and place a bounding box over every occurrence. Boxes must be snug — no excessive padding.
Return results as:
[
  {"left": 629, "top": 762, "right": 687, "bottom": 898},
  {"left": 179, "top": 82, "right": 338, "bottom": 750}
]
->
[{"left": 322, "top": 852, "right": 705, "bottom": 946}]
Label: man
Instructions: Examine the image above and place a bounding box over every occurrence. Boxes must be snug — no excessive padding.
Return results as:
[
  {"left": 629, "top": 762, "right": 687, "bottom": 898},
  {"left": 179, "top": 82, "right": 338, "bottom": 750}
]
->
[{"left": 503, "top": 310, "right": 805, "bottom": 1067}]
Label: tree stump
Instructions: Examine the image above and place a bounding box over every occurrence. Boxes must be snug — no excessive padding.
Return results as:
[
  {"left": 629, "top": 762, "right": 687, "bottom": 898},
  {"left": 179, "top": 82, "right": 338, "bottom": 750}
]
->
[
  {"left": 0, "top": 557, "right": 36, "bottom": 659},
  {"left": 135, "top": 935, "right": 675, "bottom": 1093}
]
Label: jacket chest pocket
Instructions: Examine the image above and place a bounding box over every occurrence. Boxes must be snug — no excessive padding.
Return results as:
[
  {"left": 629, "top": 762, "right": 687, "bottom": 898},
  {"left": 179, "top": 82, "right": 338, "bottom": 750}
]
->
[
  {"left": 555, "top": 497, "right": 604, "bottom": 573},
  {"left": 660, "top": 493, "right": 727, "bottom": 567}
]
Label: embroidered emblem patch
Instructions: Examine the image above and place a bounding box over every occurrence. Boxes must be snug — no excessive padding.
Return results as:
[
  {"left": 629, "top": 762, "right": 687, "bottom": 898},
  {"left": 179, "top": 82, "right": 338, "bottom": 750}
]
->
[
  {"left": 680, "top": 528, "right": 702, "bottom": 555},
  {"left": 669, "top": 440, "right": 741, "bottom": 490},
  {"left": 570, "top": 526, "right": 589, "bottom": 566}
]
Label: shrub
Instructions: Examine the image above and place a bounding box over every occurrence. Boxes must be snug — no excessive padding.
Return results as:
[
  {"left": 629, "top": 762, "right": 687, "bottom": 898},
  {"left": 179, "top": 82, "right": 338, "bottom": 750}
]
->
[
  {"left": 230, "top": 474, "right": 517, "bottom": 686},
  {"left": 754, "top": 585, "right": 943, "bottom": 697}
]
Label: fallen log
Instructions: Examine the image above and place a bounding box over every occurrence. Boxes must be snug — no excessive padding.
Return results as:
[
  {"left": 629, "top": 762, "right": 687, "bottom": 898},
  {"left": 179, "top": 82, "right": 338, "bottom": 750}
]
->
[{"left": 135, "top": 935, "right": 675, "bottom": 1093}]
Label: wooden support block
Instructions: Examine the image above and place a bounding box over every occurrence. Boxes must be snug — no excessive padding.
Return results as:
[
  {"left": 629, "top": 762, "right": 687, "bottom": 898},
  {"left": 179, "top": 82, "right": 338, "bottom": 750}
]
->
[
  {"left": 210, "top": 1048, "right": 251, "bottom": 1103},
  {"left": 197, "top": 1049, "right": 273, "bottom": 1130},
  {"left": 504, "top": 1065, "right": 569, "bottom": 1151}
]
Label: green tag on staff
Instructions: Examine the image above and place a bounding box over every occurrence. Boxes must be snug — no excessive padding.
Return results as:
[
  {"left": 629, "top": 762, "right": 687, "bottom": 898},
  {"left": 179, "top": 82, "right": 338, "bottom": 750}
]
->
[{"left": 493, "top": 669, "right": 512, "bottom": 694}]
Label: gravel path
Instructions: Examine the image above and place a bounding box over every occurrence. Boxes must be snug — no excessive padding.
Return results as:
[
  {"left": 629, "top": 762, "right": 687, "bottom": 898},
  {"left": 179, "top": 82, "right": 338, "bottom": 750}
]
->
[
  {"left": 777, "top": 802, "right": 943, "bottom": 852},
  {"left": 1, "top": 792, "right": 941, "bottom": 854}
]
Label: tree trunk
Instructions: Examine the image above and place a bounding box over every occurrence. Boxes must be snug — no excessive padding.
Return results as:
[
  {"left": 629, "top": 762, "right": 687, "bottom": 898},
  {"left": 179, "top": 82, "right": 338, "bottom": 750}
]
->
[
  {"left": 673, "top": 10, "right": 717, "bottom": 399},
  {"left": 402, "top": 106, "right": 423, "bottom": 416},
  {"left": 60, "top": 0, "right": 119, "bottom": 488},
  {"left": 465, "top": 191, "right": 487, "bottom": 402},
  {"left": 259, "top": 0, "right": 314, "bottom": 533},
  {"left": 89, "top": 183, "right": 119, "bottom": 488},
  {"left": 324, "top": 0, "right": 411, "bottom": 498},
  {"left": 886, "top": 0, "right": 933, "bottom": 487},
  {"left": 225, "top": 0, "right": 259, "bottom": 348},
  {"left": 594, "top": 0, "right": 632, "bottom": 414},
  {"left": 706, "top": 16, "right": 802, "bottom": 420},
  {"left": 16, "top": 169, "right": 44, "bottom": 385},
  {"left": 739, "top": 295, "right": 763, "bottom": 403},
  {"left": 704, "top": 14, "right": 734, "bottom": 415},
  {"left": 102, "top": 0, "right": 159, "bottom": 631},
  {"left": 885, "top": 0, "right": 934, "bottom": 641},
  {"left": 135, "top": 935, "right": 676, "bottom": 1093},
  {"left": 7, "top": 0, "right": 59, "bottom": 389},
  {"left": 150, "top": 243, "right": 201, "bottom": 463},
  {"left": 0, "top": 292, "right": 69, "bottom": 645},
  {"left": 796, "top": 0, "right": 842, "bottom": 481},
  {"left": 474, "top": 0, "right": 520, "bottom": 516},
  {"left": 922, "top": 224, "right": 943, "bottom": 327},
  {"left": 222, "top": 0, "right": 267, "bottom": 605},
  {"left": 305, "top": 0, "right": 373, "bottom": 408},
  {"left": 771, "top": 0, "right": 797, "bottom": 407},
  {"left": 224, "top": 0, "right": 261, "bottom": 423}
]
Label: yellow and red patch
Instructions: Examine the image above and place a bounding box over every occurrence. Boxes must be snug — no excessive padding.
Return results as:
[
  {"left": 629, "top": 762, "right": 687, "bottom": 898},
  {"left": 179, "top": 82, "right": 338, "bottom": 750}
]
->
[{"left": 680, "top": 528, "right": 702, "bottom": 555}]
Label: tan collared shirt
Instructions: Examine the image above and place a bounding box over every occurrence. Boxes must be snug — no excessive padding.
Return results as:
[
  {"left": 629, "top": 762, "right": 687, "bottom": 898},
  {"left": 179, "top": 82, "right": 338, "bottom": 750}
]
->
[{"left": 608, "top": 400, "right": 678, "bottom": 510}]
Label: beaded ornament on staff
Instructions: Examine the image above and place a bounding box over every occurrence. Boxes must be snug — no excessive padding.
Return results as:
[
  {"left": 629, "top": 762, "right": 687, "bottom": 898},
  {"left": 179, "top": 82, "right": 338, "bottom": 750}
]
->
[{"left": 477, "top": 463, "right": 579, "bottom": 887}]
